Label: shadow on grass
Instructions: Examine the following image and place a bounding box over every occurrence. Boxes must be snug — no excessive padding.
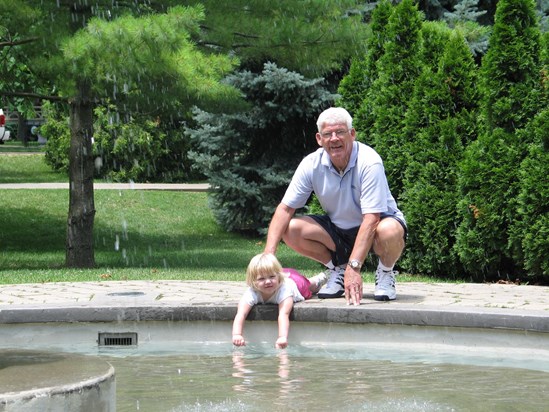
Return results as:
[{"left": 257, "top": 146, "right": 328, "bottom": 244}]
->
[
  {"left": 0, "top": 190, "right": 322, "bottom": 275},
  {"left": 0, "top": 205, "right": 66, "bottom": 254}
]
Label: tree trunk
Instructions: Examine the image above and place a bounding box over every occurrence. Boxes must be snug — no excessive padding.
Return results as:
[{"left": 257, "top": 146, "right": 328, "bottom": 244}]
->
[{"left": 66, "top": 81, "right": 95, "bottom": 268}]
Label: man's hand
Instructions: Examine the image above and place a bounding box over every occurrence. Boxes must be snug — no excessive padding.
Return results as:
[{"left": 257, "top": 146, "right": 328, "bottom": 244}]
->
[{"left": 345, "top": 267, "right": 363, "bottom": 306}]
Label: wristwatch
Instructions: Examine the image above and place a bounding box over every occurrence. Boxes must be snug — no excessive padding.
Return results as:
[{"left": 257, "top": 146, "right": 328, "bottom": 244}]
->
[{"left": 348, "top": 259, "right": 362, "bottom": 270}]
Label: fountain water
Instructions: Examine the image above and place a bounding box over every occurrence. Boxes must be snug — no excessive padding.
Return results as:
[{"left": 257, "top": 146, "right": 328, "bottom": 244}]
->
[{"left": 1, "top": 320, "right": 548, "bottom": 411}]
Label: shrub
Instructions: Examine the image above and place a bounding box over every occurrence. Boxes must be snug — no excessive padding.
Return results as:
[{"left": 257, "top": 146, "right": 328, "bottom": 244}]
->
[
  {"left": 92, "top": 106, "right": 169, "bottom": 182},
  {"left": 42, "top": 102, "right": 71, "bottom": 173},
  {"left": 337, "top": 0, "right": 393, "bottom": 118},
  {"left": 43, "top": 103, "right": 198, "bottom": 182},
  {"left": 367, "top": 0, "right": 424, "bottom": 199},
  {"left": 455, "top": 128, "right": 522, "bottom": 279}
]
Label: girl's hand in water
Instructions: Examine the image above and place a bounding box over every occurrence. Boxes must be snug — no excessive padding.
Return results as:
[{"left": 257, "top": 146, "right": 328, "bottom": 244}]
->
[
  {"left": 275, "top": 336, "right": 288, "bottom": 349},
  {"left": 232, "top": 334, "right": 246, "bottom": 347}
]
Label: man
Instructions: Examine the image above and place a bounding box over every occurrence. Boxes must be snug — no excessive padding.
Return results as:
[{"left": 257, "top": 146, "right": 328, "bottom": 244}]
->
[{"left": 264, "top": 107, "right": 406, "bottom": 305}]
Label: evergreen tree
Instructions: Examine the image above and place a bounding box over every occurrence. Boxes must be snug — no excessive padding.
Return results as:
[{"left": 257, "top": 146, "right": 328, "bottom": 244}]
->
[
  {"left": 1, "top": 3, "right": 239, "bottom": 267},
  {"left": 509, "top": 110, "right": 549, "bottom": 278},
  {"left": 367, "top": 0, "right": 424, "bottom": 199},
  {"left": 444, "top": 0, "right": 488, "bottom": 23},
  {"left": 401, "top": 31, "right": 479, "bottom": 277},
  {"left": 443, "top": 0, "right": 491, "bottom": 59},
  {"left": 480, "top": 0, "right": 543, "bottom": 132},
  {"left": 455, "top": 0, "right": 544, "bottom": 279},
  {"left": 337, "top": 0, "right": 394, "bottom": 117},
  {"left": 193, "top": 0, "right": 368, "bottom": 77},
  {"left": 187, "top": 63, "right": 336, "bottom": 233},
  {"left": 420, "top": 21, "right": 453, "bottom": 71}
]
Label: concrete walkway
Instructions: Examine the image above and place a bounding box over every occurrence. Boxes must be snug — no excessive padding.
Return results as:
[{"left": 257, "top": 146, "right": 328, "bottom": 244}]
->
[
  {"left": 0, "top": 182, "right": 210, "bottom": 191},
  {"left": 0, "top": 280, "right": 547, "bottom": 333}
]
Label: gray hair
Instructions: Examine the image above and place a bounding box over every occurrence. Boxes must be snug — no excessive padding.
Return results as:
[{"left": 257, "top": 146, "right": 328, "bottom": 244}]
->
[{"left": 316, "top": 107, "right": 353, "bottom": 132}]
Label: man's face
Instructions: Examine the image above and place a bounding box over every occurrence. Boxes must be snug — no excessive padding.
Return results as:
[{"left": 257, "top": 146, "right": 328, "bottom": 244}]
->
[{"left": 315, "top": 122, "right": 356, "bottom": 169}]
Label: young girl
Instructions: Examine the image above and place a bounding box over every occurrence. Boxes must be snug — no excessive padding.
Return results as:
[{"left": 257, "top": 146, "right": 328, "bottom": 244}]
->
[{"left": 232, "top": 253, "right": 327, "bottom": 349}]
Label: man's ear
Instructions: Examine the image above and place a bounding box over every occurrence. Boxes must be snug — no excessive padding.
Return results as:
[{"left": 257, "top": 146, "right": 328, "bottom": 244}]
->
[{"left": 315, "top": 133, "right": 323, "bottom": 146}]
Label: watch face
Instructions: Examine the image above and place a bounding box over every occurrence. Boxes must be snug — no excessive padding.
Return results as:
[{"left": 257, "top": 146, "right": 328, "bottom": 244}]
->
[{"left": 350, "top": 260, "right": 360, "bottom": 269}]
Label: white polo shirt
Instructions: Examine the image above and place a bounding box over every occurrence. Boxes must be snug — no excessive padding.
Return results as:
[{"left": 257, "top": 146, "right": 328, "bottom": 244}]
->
[{"left": 281, "top": 141, "right": 404, "bottom": 230}]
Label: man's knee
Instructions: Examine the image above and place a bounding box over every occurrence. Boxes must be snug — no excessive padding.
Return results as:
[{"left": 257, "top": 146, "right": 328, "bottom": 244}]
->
[
  {"left": 374, "top": 218, "right": 406, "bottom": 251},
  {"left": 282, "top": 217, "right": 307, "bottom": 244},
  {"left": 283, "top": 216, "right": 335, "bottom": 249}
]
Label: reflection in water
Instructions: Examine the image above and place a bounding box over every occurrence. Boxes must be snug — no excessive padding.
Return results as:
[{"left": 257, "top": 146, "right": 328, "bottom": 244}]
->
[
  {"left": 100, "top": 348, "right": 549, "bottom": 412},
  {"left": 232, "top": 350, "right": 302, "bottom": 404}
]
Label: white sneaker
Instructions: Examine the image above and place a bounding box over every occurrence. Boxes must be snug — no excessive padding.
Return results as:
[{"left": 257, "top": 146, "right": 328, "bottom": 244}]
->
[
  {"left": 318, "top": 266, "right": 345, "bottom": 299},
  {"left": 374, "top": 269, "right": 397, "bottom": 301}
]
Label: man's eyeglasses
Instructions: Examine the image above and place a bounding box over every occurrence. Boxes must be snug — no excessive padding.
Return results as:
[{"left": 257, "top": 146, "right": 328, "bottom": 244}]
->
[{"left": 320, "top": 129, "right": 349, "bottom": 139}]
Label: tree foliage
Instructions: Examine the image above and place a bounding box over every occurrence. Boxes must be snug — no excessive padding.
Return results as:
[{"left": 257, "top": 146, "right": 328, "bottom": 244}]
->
[
  {"left": 443, "top": 0, "right": 490, "bottom": 57},
  {"left": 187, "top": 63, "right": 336, "bottom": 233},
  {"left": 60, "top": 5, "right": 239, "bottom": 117},
  {"left": 366, "top": 0, "right": 425, "bottom": 199},
  {"left": 455, "top": 0, "right": 545, "bottom": 279},
  {"left": 509, "top": 110, "right": 549, "bottom": 277},
  {"left": 192, "top": 0, "right": 368, "bottom": 77},
  {"left": 337, "top": 0, "right": 547, "bottom": 281},
  {"left": 479, "top": 0, "right": 543, "bottom": 133},
  {"left": 337, "top": 0, "right": 394, "bottom": 117},
  {"left": 401, "top": 31, "right": 479, "bottom": 277}
]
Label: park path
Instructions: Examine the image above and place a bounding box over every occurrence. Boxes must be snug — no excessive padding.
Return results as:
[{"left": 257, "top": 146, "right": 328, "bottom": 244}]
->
[{"left": 0, "top": 182, "right": 210, "bottom": 191}]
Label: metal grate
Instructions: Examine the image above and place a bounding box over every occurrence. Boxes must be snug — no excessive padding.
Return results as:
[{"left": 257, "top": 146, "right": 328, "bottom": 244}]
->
[{"left": 98, "top": 332, "right": 138, "bottom": 346}]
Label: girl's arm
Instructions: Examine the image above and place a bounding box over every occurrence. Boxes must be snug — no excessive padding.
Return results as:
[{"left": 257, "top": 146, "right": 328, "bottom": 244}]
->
[
  {"left": 275, "top": 296, "right": 294, "bottom": 349},
  {"left": 232, "top": 299, "right": 253, "bottom": 347}
]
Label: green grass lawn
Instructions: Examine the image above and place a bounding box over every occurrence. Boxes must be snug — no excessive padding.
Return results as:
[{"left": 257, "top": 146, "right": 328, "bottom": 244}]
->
[
  {"left": 0, "top": 152, "right": 67, "bottom": 183},
  {"left": 0, "top": 189, "right": 327, "bottom": 284},
  {"left": 0, "top": 153, "right": 432, "bottom": 285}
]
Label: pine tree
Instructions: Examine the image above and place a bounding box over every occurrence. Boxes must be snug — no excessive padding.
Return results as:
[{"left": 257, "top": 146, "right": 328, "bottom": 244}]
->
[{"left": 193, "top": 0, "right": 368, "bottom": 77}]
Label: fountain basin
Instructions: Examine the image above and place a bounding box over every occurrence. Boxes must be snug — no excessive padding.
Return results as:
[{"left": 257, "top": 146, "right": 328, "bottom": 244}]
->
[
  {"left": 0, "top": 281, "right": 548, "bottom": 410},
  {"left": 0, "top": 350, "right": 115, "bottom": 412}
]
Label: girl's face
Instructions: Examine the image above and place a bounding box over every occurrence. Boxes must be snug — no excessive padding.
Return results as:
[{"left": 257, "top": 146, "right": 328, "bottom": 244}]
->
[{"left": 254, "top": 272, "right": 280, "bottom": 297}]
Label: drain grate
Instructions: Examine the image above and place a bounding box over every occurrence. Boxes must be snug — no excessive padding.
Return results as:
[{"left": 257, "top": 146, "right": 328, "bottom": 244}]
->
[{"left": 98, "top": 332, "right": 138, "bottom": 346}]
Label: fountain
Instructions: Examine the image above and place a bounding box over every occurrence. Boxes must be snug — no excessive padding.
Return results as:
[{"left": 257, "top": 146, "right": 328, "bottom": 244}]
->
[{"left": 0, "top": 281, "right": 548, "bottom": 410}]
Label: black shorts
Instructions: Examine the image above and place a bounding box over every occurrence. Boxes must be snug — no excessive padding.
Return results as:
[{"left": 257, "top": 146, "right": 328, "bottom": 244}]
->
[{"left": 309, "top": 214, "right": 407, "bottom": 266}]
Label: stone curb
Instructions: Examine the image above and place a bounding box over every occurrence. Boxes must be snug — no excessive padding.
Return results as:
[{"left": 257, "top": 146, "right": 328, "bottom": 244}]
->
[{"left": 1, "top": 303, "right": 547, "bottom": 333}]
